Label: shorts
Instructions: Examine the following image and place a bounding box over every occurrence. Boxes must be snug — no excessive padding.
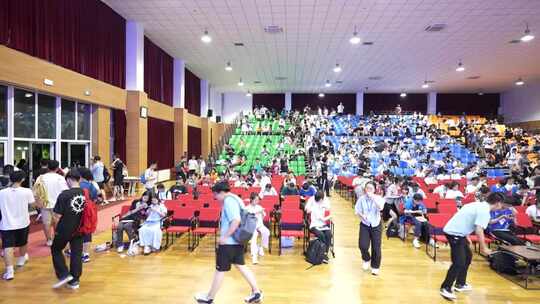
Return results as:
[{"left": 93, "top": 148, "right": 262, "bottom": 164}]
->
[
  {"left": 41, "top": 208, "right": 55, "bottom": 226},
  {"left": 382, "top": 202, "right": 399, "bottom": 221},
  {"left": 1, "top": 226, "right": 30, "bottom": 249},
  {"left": 216, "top": 244, "right": 245, "bottom": 272},
  {"left": 83, "top": 233, "right": 92, "bottom": 243}
]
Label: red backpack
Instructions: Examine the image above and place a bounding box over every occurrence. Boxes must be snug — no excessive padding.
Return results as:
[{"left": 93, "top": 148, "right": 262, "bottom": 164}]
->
[{"left": 78, "top": 188, "right": 98, "bottom": 235}]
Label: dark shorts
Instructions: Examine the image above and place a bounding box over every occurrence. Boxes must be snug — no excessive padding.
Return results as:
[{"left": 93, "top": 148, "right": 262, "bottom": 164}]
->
[
  {"left": 82, "top": 233, "right": 92, "bottom": 243},
  {"left": 216, "top": 244, "right": 245, "bottom": 272},
  {"left": 1, "top": 226, "right": 30, "bottom": 249}
]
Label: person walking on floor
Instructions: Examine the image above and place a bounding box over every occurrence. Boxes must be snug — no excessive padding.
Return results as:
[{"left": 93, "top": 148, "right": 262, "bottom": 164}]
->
[
  {"left": 195, "top": 181, "right": 263, "bottom": 304},
  {"left": 354, "top": 181, "right": 385, "bottom": 275},
  {"left": 439, "top": 192, "right": 504, "bottom": 301}
]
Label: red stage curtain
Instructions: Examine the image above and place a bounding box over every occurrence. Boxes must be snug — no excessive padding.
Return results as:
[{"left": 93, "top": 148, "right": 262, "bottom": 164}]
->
[
  {"left": 144, "top": 37, "right": 173, "bottom": 106},
  {"left": 364, "top": 93, "right": 427, "bottom": 114},
  {"left": 436, "top": 93, "right": 500, "bottom": 116},
  {"left": 185, "top": 68, "right": 201, "bottom": 116},
  {"left": 0, "top": 0, "right": 126, "bottom": 88},
  {"left": 291, "top": 93, "right": 356, "bottom": 114},
  {"left": 147, "top": 117, "right": 174, "bottom": 170},
  {"left": 252, "top": 94, "right": 285, "bottom": 111},
  {"left": 113, "top": 109, "right": 127, "bottom": 163},
  {"left": 187, "top": 126, "right": 202, "bottom": 159}
]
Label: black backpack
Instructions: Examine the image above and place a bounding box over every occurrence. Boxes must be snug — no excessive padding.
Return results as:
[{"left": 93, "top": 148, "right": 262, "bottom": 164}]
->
[
  {"left": 305, "top": 239, "right": 327, "bottom": 266},
  {"left": 103, "top": 167, "right": 111, "bottom": 183},
  {"left": 489, "top": 251, "right": 518, "bottom": 275},
  {"left": 386, "top": 221, "right": 399, "bottom": 238}
]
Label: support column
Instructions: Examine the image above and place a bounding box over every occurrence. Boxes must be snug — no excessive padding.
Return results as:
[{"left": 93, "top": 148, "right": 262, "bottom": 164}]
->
[
  {"left": 201, "top": 117, "right": 210, "bottom": 158},
  {"left": 173, "top": 59, "right": 185, "bottom": 108},
  {"left": 356, "top": 91, "right": 364, "bottom": 116},
  {"left": 174, "top": 108, "right": 188, "bottom": 164},
  {"left": 125, "top": 21, "right": 144, "bottom": 91},
  {"left": 427, "top": 92, "right": 437, "bottom": 115},
  {"left": 125, "top": 91, "right": 148, "bottom": 176},
  {"left": 91, "top": 106, "right": 111, "bottom": 166},
  {"left": 285, "top": 92, "right": 292, "bottom": 111},
  {"left": 200, "top": 79, "right": 209, "bottom": 117}
]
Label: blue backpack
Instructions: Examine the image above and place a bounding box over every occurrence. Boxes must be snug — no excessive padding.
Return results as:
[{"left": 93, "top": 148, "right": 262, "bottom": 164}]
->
[{"left": 140, "top": 172, "right": 147, "bottom": 184}]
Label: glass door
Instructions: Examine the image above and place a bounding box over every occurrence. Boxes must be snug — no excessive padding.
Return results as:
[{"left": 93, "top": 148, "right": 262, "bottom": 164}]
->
[
  {"left": 14, "top": 141, "right": 55, "bottom": 186},
  {"left": 0, "top": 141, "right": 5, "bottom": 173},
  {"left": 67, "top": 143, "right": 88, "bottom": 168}
]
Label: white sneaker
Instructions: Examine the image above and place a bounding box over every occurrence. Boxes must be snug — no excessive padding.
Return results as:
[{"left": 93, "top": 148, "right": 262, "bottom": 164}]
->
[
  {"left": 362, "top": 260, "right": 370, "bottom": 271},
  {"left": 2, "top": 268, "right": 14, "bottom": 281},
  {"left": 143, "top": 246, "right": 151, "bottom": 255},
  {"left": 16, "top": 254, "right": 29, "bottom": 267},
  {"left": 117, "top": 246, "right": 124, "bottom": 253},
  {"left": 413, "top": 239, "right": 421, "bottom": 249},
  {"left": 52, "top": 275, "right": 74, "bottom": 289},
  {"left": 258, "top": 247, "right": 265, "bottom": 257},
  {"left": 194, "top": 292, "right": 214, "bottom": 303},
  {"left": 454, "top": 283, "right": 473, "bottom": 292},
  {"left": 371, "top": 268, "right": 380, "bottom": 276},
  {"left": 440, "top": 288, "right": 457, "bottom": 300},
  {"left": 46, "top": 240, "right": 53, "bottom": 247},
  {"left": 252, "top": 255, "right": 258, "bottom": 265}
]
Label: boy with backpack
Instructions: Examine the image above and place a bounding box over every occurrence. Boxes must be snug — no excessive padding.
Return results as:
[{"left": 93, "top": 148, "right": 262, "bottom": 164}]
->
[{"left": 195, "top": 181, "right": 263, "bottom": 304}]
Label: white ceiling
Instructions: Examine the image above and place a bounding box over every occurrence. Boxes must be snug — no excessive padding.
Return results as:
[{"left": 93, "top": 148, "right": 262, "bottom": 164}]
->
[{"left": 103, "top": 0, "right": 540, "bottom": 94}]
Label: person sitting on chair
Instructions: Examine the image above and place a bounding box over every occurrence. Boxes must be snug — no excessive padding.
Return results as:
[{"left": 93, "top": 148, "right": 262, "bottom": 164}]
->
[
  {"left": 138, "top": 193, "right": 167, "bottom": 255},
  {"left": 401, "top": 194, "right": 428, "bottom": 249},
  {"left": 169, "top": 180, "right": 188, "bottom": 199},
  {"left": 115, "top": 192, "right": 150, "bottom": 253},
  {"left": 488, "top": 201, "right": 525, "bottom": 245},
  {"left": 304, "top": 190, "right": 332, "bottom": 263}
]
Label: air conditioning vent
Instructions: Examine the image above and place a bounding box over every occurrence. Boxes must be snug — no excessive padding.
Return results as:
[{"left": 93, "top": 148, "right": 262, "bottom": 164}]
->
[
  {"left": 425, "top": 24, "right": 446, "bottom": 32},
  {"left": 275, "top": 76, "right": 287, "bottom": 81},
  {"left": 335, "top": 80, "right": 343, "bottom": 84},
  {"left": 264, "top": 25, "right": 284, "bottom": 34},
  {"left": 368, "top": 76, "right": 382, "bottom": 80},
  {"left": 508, "top": 39, "right": 521, "bottom": 44},
  {"left": 467, "top": 76, "right": 480, "bottom": 80},
  {"left": 362, "top": 41, "right": 374, "bottom": 45},
  {"left": 253, "top": 81, "right": 262, "bottom": 84},
  {"left": 425, "top": 80, "right": 435, "bottom": 84},
  {"left": 234, "top": 42, "right": 244, "bottom": 46}
]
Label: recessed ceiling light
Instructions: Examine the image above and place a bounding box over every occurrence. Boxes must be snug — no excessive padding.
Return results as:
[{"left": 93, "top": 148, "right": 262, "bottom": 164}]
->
[
  {"left": 421, "top": 82, "right": 429, "bottom": 89},
  {"left": 349, "top": 26, "right": 361, "bottom": 44},
  {"left": 325, "top": 80, "right": 332, "bottom": 87},
  {"left": 521, "top": 23, "right": 535, "bottom": 42},
  {"left": 225, "top": 61, "right": 232, "bottom": 71},
  {"left": 400, "top": 92, "right": 407, "bottom": 98},
  {"left": 24, "top": 93, "right": 33, "bottom": 98},
  {"left": 246, "top": 91, "right": 252, "bottom": 97},
  {"left": 478, "top": 92, "right": 484, "bottom": 96},
  {"left": 515, "top": 77, "right": 525, "bottom": 86},
  {"left": 238, "top": 78, "right": 244, "bottom": 86},
  {"left": 318, "top": 93, "right": 325, "bottom": 98},
  {"left": 456, "top": 61, "right": 465, "bottom": 72},
  {"left": 333, "top": 63, "right": 342, "bottom": 73},
  {"left": 201, "top": 29, "right": 212, "bottom": 43}
]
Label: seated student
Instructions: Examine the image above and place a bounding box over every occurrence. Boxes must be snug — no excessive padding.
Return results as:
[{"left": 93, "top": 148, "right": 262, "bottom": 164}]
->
[
  {"left": 299, "top": 181, "right": 317, "bottom": 199},
  {"left": 424, "top": 172, "right": 438, "bottom": 185},
  {"left": 445, "top": 182, "right": 464, "bottom": 200},
  {"left": 503, "top": 176, "right": 519, "bottom": 196},
  {"left": 409, "top": 183, "right": 426, "bottom": 199},
  {"left": 526, "top": 200, "right": 540, "bottom": 224},
  {"left": 169, "top": 180, "right": 188, "bottom": 199},
  {"left": 401, "top": 194, "right": 428, "bottom": 248},
  {"left": 304, "top": 191, "right": 332, "bottom": 263},
  {"left": 490, "top": 179, "right": 506, "bottom": 193},
  {"left": 138, "top": 194, "right": 167, "bottom": 255},
  {"left": 245, "top": 193, "right": 270, "bottom": 264},
  {"left": 116, "top": 192, "right": 150, "bottom": 252},
  {"left": 280, "top": 182, "right": 299, "bottom": 197},
  {"left": 259, "top": 183, "right": 277, "bottom": 198},
  {"left": 433, "top": 182, "right": 449, "bottom": 198},
  {"left": 156, "top": 183, "right": 172, "bottom": 200},
  {"left": 466, "top": 177, "right": 482, "bottom": 194},
  {"left": 489, "top": 203, "right": 525, "bottom": 245}
]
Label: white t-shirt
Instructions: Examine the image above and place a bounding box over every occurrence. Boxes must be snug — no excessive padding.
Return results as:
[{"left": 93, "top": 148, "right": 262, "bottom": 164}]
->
[
  {"left": 445, "top": 189, "right": 464, "bottom": 199},
  {"left": 188, "top": 159, "right": 199, "bottom": 171},
  {"left": 245, "top": 204, "right": 265, "bottom": 228},
  {"left": 305, "top": 197, "right": 331, "bottom": 230},
  {"left": 39, "top": 172, "right": 68, "bottom": 209},
  {"left": 144, "top": 168, "right": 158, "bottom": 189},
  {"left": 0, "top": 187, "right": 35, "bottom": 230},
  {"left": 526, "top": 205, "right": 540, "bottom": 222}
]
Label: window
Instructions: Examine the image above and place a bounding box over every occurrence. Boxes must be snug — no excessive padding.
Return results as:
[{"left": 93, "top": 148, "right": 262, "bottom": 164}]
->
[
  {"left": 61, "top": 99, "right": 76, "bottom": 139},
  {"left": 77, "top": 103, "right": 91, "bottom": 140},
  {"left": 14, "top": 89, "right": 35, "bottom": 138},
  {"left": 0, "top": 85, "right": 7, "bottom": 137},
  {"left": 38, "top": 94, "right": 56, "bottom": 139}
]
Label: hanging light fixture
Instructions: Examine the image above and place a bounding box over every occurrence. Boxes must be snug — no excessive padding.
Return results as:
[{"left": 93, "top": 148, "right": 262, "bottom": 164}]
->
[
  {"left": 201, "top": 29, "right": 212, "bottom": 43},
  {"left": 515, "top": 77, "right": 525, "bottom": 86},
  {"left": 400, "top": 92, "right": 407, "bottom": 98},
  {"left": 333, "top": 63, "right": 342, "bottom": 73},
  {"left": 225, "top": 61, "right": 232, "bottom": 71},
  {"left": 325, "top": 80, "right": 332, "bottom": 87},
  {"left": 521, "top": 23, "right": 535, "bottom": 42},
  {"left": 422, "top": 81, "right": 429, "bottom": 89},
  {"left": 456, "top": 61, "right": 465, "bottom": 72},
  {"left": 238, "top": 78, "right": 244, "bottom": 86},
  {"left": 246, "top": 91, "right": 252, "bottom": 97},
  {"left": 349, "top": 26, "right": 361, "bottom": 45},
  {"left": 318, "top": 93, "right": 325, "bottom": 98}
]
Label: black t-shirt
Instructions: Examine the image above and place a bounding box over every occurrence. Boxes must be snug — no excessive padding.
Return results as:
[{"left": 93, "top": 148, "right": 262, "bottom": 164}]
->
[
  {"left": 53, "top": 188, "right": 85, "bottom": 237},
  {"left": 122, "top": 199, "right": 147, "bottom": 222}
]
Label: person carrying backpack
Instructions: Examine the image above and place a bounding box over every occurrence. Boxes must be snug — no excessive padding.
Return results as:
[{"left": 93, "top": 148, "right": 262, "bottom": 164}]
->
[{"left": 195, "top": 181, "right": 263, "bottom": 304}]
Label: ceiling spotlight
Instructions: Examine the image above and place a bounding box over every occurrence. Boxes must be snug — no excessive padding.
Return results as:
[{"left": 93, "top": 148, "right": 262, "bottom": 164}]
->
[
  {"left": 400, "top": 92, "right": 407, "bottom": 98},
  {"left": 349, "top": 26, "right": 361, "bottom": 45},
  {"left": 333, "top": 63, "right": 342, "bottom": 73},
  {"left": 201, "top": 29, "right": 212, "bottom": 43},
  {"left": 478, "top": 92, "right": 484, "bottom": 96},
  {"left": 521, "top": 23, "right": 535, "bottom": 42},
  {"left": 456, "top": 61, "right": 465, "bottom": 72},
  {"left": 325, "top": 80, "right": 332, "bottom": 87},
  {"left": 225, "top": 61, "right": 232, "bottom": 71},
  {"left": 421, "top": 82, "right": 429, "bottom": 89},
  {"left": 246, "top": 91, "right": 252, "bottom": 97},
  {"left": 515, "top": 77, "right": 525, "bottom": 86},
  {"left": 238, "top": 78, "right": 244, "bottom": 86},
  {"left": 318, "top": 93, "right": 325, "bottom": 98},
  {"left": 24, "top": 93, "right": 33, "bottom": 98}
]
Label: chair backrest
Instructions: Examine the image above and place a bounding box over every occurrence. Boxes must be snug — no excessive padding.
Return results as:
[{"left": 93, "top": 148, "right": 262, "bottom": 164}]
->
[
  {"left": 280, "top": 209, "right": 304, "bottom": 225},
  {"left": 198, "top": 208, "right": 221, "bottom": 222},
  {"left": 283, "top": 195, "right": 301, "bottom": 202},
  {"left": 516, "top": 213, "right": 533, "bottom": 228},
  {"left": 428, "top": 213, "right": 453, "bottom": 229},
  {"left": 437, "top": 203, "right": 457, "bottom": 214},
  {"left": 423, "top": 199, "right": 437, "bottom": 210},
  {"left": 281, "top": 200, "right": 300, "bottom": 210},
  {"left": 514, "top": 206, "right": 527, "bottom": 214},
  {"left": 164, "top": 200, "right": 180, "bottom": 211},
  {"left": 120, "top": 205, "right": 131, "bottom": 216},
  {"left": 172, "top": 207, "right": 195, "bottom": 220}
]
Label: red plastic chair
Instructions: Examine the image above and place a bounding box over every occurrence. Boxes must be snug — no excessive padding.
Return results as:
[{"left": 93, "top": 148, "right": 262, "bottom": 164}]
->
[
  {"left": 278, "top": 209, "right": 306, "bottom": 255},
  {"left": 165, "top": 207, "right": 196, "bottom": 250},
  {"left": 427, "top": 213, "right": 453, "bottom": 261},
  {"left": 437, "top": 203, "right": 457, "bottom": 214},
  {"left": 281, "top": 200, "right": 301, "bottom": 210},
  {"left": 191, "top": 208, "right": 221, "bottom": 251},
  {"left": 515, "top": 213, "right": 540, "bottom": 244}
]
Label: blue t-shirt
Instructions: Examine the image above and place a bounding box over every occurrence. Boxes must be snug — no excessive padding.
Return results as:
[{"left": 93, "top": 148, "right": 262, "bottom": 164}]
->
[
  {"left": 299, "top": 186, "right": 316, "bottom": 197},
  {"left": 80, "top": 180, "right": 98, "bottom": 200},
  {"left": 444, "top": 202, "right": 491, "bottom": 237},
  {"left": 220, "top": 195, "right": 242, "bottom": 245},
  {"left": 488, "top": 208, "right": 514, "bottom": 231},
  {"left": 490, "top": 185, "right": 506, "bottom": 193}
]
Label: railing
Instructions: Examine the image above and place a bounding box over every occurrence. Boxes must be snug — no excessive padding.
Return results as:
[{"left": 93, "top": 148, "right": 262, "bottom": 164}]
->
[{"left": 211, "top": 112, "right": 242, "bottom": 160}]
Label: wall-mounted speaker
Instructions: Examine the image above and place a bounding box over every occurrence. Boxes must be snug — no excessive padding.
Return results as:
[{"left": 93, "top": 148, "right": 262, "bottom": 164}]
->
[
  {"left": 216, "top": 116, "right": 222, "bottom": 123},
  {"left": 207, "top": 109, "right": 213, "bottom": 117}
]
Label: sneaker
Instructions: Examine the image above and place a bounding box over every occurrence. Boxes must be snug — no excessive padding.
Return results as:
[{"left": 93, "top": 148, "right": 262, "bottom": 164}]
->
[
  {"left": 194, "top": 293, "right": 214, "bottom": 304},
  {"left": 258, "top": 247, "right": 265, "bottom": 257},
  {"left": 371, "top": 268, "right": 380, "bottom": 276},
  {"left": 82, "top": 254, "right": 90, "bottom": 263},
  {"left": 117, "top": 246, "right": 125, "bottom": 253},
  {"left": 454, "top": 283, "right": 473, "bottom": 292},
  {"left": 46, "top": 239, "right": 53, "bottom": 247},
  {"left": 413, "top": 239, "right": 421, "bottom": 249},
  {"left": 244, "top": 291, "right": 263, "bottom": 303},
  {"left": 66, "top": 280, "right": 80, "bottom": 290},
  {"left": 322, "top": 258, "right": 329, "bottom": 264},
  {"left": 16, "top": 253, "right": 29, "bottom": 267},
  {"left": 362, "top": 260, "right": 370, "bottom": 271},
  {"left": 2, "top": 268, "right": 14, "bottom": 281},
  {"left": 440, "top": 288, "right": 456, "bottom": 300},
  {"left": 52, "top": 275, "right": 74, "bottom": 289},
  {"left": 143, "top": 246, "right": 151, "bottom": 255},
  {"left": 252, "top": 255, "right": 258, "bottom": 265}
]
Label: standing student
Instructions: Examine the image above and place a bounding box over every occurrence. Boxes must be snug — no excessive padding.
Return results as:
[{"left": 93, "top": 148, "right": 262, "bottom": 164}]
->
[
  {"left": 354, "top": 181, "right": 385, "bottom": 275},
  {"left": 195, "top": 182, "right": 263, "bottom": 304},
  {"left": 144, "top": 161, "right": 158, "bottom": 192},
  {"left": 90, "top": 156, "right": 105, "bottom": 188},
  {"left": 111, "top": 154, "right": 125, "bottom": 201},
  {"left": 245, "top": 193, "right": 270, "bottom": 265},
  {"left": 78, "top": 168, "right": 99, "bottom": 263},
  {"left": 0, "top": 171, "right": 35, "bottom": 280},
  {"left": 439, "top": 193, "right": 504, "bottom": 301},
  {"left": 188, "top": 156, "right": 199, "bottom": 177},
  {"left": 51, "top": 169, "right": 86, "bottom": 290}
]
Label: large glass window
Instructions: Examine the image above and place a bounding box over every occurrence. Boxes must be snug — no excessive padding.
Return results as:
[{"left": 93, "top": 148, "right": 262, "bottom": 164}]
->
[
  {"left": 77, "top": 103, "right": 91, "bottom": 140},
  {"left": 38, "top": 94, "right": 56, "bottom": 139},
  {"left": 0, "top": 86, "right": 7, "bottom": 137},
  {"left": 14, "top": 89, "right": 35, "bottom": 138},
  {"left": 61, "top": 99, "right": 76, "bottom": 139}
]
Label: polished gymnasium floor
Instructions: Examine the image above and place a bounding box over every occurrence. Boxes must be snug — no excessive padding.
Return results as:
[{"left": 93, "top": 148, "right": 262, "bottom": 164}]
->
[{"left": 2, "top": 192, "right": 536, "bottom": 304}]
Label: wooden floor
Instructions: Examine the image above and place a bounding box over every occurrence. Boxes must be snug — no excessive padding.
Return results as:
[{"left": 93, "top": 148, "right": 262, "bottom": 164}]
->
[{"left": 2, "top": 192, "right": 537, "bottom": 304}]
